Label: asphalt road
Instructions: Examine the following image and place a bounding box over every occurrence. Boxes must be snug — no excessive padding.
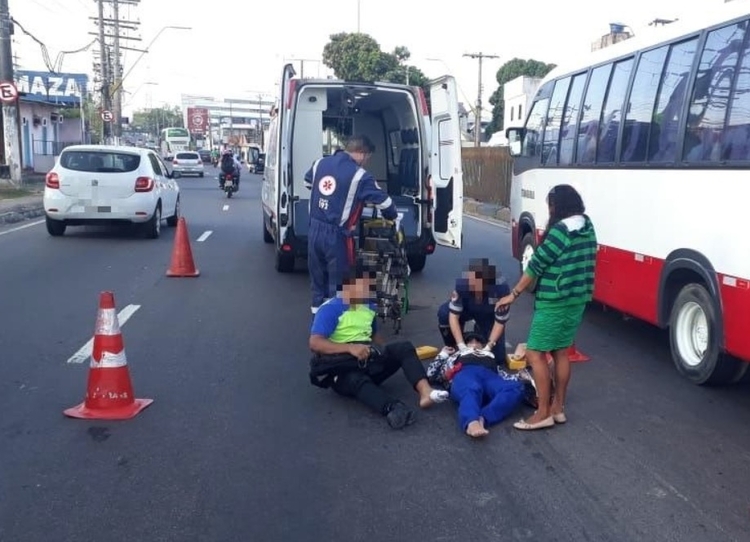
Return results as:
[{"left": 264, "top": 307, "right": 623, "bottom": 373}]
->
[{"left": 1, "top": 167, "right": 749, "bottom": 542}]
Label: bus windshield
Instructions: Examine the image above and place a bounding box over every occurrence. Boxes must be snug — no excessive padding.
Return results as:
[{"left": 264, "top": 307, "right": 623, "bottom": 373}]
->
[{"left": 166, "top": 128, "right": 189, "bottom": 138}]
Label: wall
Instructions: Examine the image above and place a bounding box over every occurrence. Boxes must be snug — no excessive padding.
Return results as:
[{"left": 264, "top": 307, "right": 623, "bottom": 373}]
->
[
  {"left": 19, "top": 101, "right": 82, "bottom": 172},
  {"left": 461, "top": 146, "right": 513, "bottom": 207}
]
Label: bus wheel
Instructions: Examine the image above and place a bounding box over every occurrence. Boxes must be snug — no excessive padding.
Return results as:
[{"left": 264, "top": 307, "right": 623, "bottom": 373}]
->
[
  {"left": 520, "top": 233, "right": 537, "bottom": 293},
  {"left": 669, "top": 283, "right": 738, "bottom": 385}
]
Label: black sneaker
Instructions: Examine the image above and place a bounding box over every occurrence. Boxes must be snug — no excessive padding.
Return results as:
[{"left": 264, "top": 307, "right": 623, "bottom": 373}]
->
[{"left": 385, "top": 402, "right": 416, "bottom": 430}]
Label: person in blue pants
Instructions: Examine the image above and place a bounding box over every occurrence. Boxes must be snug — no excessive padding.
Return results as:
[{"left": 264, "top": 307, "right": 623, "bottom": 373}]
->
[
  {"left": 305, "top": 135, "right": 398, "bottom": 314},
  {"left": 437, "top": 258, "right": 510, "bottom": 360},
  {"left": 446, "top": 332, "right": 524, "bottom": 438}
]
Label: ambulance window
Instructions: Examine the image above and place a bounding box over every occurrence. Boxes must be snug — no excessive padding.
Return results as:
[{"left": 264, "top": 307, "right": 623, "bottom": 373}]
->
[
  {"left": 437, "top": 118, "right": 454, "bottom": 180},
  {"left": 389, "top": 130, "right": 400, "bottom": 165}
]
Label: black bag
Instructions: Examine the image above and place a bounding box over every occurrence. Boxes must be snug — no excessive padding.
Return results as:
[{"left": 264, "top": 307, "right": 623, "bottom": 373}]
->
[
  {"left": 220, "top": 155, "right": 235, "bottom": 174},
  {"left": 308, "top": 346, "right": 382, "bottom": 389}
]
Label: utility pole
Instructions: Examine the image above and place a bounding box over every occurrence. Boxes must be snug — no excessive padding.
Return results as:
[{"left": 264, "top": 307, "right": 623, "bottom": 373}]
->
[
  {"left": 463, "top": 52, "right": 499, "bottom": 147},
  {"left": 90, "top": 0, "right": 141, "bottom": 144},
  {"left": 0, "top": 0, "right": 22, "bottom": 184}
]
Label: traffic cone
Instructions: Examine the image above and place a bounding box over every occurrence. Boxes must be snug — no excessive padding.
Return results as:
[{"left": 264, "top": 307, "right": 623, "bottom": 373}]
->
[
  {"left": 545, "top": 343, "right": 590, "bottom": 364},
  {"left": 64, "top": 292, "right": 153, "bottom": 420},
  {"left": 166, "top": 217, "right": 200, "bottom": 277}
]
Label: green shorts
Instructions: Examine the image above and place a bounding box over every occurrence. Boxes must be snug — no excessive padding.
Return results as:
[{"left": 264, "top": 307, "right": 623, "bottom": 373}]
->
[{"left": 526, "top": 302, "right": 587, "bottom": 352}]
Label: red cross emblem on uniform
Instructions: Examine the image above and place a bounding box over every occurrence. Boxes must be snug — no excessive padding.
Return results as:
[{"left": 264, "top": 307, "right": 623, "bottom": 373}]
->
[{"left": 318, "top": 175, "right": 337, "bottom": 196}]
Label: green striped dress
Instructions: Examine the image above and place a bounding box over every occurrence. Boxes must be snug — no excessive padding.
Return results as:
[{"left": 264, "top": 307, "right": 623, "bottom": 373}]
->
[{"left": 525, "top": 214, "right": 597, "bottom": 352}]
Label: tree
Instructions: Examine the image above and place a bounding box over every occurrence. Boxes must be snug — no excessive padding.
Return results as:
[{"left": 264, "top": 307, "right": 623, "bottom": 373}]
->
[
  {"left": 322, "top": 33, "right": 428, "bottom": 88},
  {"left": 131, "top": 106, "right": 183, "bottom": 136},
  {"left": 486, "top": 58, "right": 556, "bottom": 136}
]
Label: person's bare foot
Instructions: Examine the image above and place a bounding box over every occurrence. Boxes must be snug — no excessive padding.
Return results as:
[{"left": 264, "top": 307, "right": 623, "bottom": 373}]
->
[
  {"left": 466, "top": 418, "right": 489, "bottom": 438},
  {"left": 419, "top": 389, "right": 449, "bottom": 409}
]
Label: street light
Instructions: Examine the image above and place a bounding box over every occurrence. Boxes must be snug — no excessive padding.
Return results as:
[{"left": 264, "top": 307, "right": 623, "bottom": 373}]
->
[{"left": 109, "top": 25, "right": 192, "bottom": 97}]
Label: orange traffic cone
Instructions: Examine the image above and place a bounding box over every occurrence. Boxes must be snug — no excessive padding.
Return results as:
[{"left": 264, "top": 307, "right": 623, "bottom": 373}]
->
[
  {"left": 166, "top": 217, "right": 200, "bottom": 277},
  {"left": 545, "top": 343, "right": 590, "bottom": 364},
  {"left": 64, "top": 292, "right": 153, "bottom": 420}
]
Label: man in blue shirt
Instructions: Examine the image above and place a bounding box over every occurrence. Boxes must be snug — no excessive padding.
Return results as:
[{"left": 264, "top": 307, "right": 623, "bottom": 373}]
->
[
  {"left": 309, "top": 263, "right": 448, "bottom": 429},
  {"left": 305, "top": 135, "right": 398, "bottom": 315},
  {"left": 437, "top": 258, "right": 511, "bottom": 360}
]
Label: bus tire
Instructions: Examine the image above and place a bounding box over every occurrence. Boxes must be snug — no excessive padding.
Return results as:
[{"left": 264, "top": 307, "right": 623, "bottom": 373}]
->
[
  {"left": 668, "top": 283, "right": 739, "bottom": 385},
  {"left": 520, "top": 232, "right": 538, "bottom": 294}
]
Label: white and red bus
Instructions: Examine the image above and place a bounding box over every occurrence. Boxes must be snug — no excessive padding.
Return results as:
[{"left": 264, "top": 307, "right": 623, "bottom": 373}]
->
[{"left": 506, "top": 0, "right": 750, "bottom": 385}]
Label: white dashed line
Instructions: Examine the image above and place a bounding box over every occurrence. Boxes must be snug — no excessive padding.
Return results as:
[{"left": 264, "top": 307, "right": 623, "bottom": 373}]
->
[
  {"left": 222, "top": 205, "right": 229, "bottom": 211},
  {"left": 197, "top": 230, "right": 213, "bottom": 242},
  {"left": 67, "top": 304, "right": 141, "bottom": 364},
  {"left": 0, "top": 219, "right": 45, "bottom": 236}
]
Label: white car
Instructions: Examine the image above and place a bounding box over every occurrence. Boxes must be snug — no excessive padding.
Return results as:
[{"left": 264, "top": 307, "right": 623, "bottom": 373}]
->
[
  {"left": 43, "top": 145, "right": 181, "bottom": 239},
  {"left": 171, "top": 151, "right": 205, "bottom": 177}
]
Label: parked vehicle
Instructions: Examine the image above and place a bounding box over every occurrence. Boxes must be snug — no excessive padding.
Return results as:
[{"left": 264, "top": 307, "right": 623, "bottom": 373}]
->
[
  {"left": 172, "top": 151, "right": 205, "bottom": 178},
  {"left": 198, "top": 149, "right": 212, "bottom": 163},
  {"left": 261, "top": 63, "right": 464, "bottom": 273},
  {"left": 43, "top": 145, "right": 180, "bottom": 239}
]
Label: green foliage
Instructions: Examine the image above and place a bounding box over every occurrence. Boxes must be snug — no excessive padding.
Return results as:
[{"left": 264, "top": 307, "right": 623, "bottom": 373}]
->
[
  {"left": 322, "top": 33, "right": 428, "bottom": 88},
  {"left": 486, "top": 58, "right": 556, "bottom": 136},
  {"left": 131, "top": 106, "right": 183, "bottom": 136}
]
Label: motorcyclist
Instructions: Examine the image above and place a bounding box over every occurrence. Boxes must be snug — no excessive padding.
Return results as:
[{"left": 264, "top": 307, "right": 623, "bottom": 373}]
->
[{"left": 219, "top": 149, "right": 242, "bottom": 190}]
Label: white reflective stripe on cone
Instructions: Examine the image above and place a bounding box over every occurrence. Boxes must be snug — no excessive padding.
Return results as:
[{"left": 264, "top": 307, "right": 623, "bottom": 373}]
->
[
  {"left": 95, "top": 308, "right": 122, "bottom": 336},
  {"left": 91, "top": 350, "right": 128, "bottom": 368}
]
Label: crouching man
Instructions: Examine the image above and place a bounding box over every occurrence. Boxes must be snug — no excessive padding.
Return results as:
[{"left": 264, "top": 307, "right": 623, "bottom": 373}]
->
[{"left": 309, "top": 264, "right": 448, "bottom": 429}]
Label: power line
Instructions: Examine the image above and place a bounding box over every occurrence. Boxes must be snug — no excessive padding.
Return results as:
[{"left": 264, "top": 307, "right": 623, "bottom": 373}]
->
[{"left": 463, "top": 52, "right": 500, "bottom": 147}]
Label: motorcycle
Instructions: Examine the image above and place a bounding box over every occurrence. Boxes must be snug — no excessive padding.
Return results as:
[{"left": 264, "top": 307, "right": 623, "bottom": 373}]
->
[{"left": 220, "top": 172, "right": 237, "bottom": 198}]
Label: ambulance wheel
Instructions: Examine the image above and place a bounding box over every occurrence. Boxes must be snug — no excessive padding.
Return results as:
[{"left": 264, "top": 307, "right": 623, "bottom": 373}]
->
[
  {"left": 407, "top": 254, "right": 426, "bottom": 273},
  {"left": 263, "top": 219, "right": 273, "bottom": 244},
  {"left": 275, "top": 251, "right": 294, "bottom": 273},
  {"left": 668, "top": 283, "right": 740, "bottom": 385}
]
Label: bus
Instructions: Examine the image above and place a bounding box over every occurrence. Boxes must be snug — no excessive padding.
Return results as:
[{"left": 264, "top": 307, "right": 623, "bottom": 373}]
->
[
  {"left": 159, "top": 127, "right": 191, "bottom": 159},
  {"left": 505, "top": 0, "right": 750, "bottom": 386}
]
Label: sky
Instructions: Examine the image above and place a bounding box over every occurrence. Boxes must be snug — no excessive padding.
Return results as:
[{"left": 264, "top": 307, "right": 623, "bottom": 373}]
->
[{"left": 9, "top": 0, "right": 740, "bottom": 119}]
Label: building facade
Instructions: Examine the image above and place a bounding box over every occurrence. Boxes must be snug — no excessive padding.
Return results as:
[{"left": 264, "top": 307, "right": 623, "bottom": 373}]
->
[{"left": 180, "top": 93, "right": 275, "bottom": 151}]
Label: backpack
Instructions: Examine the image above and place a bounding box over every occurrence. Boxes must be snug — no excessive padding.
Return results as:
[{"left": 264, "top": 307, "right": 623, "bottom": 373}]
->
[{"left": 221, "top": 155, "right": 235, "bottom": 173}]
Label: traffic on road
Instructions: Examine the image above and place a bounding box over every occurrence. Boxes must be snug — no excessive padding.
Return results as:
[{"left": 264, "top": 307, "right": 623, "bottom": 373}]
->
[{"left": 1, "top": 171, "right": 749, "bottom": 542}]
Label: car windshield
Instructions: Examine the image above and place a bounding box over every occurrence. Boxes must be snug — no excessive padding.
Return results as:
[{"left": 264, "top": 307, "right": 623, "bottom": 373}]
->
[
  {"left": 60, "top": 151, "right": 141, "bottom": 173},
  {"left": 176, "top": 153, "right": 199, "bottom": 159}
]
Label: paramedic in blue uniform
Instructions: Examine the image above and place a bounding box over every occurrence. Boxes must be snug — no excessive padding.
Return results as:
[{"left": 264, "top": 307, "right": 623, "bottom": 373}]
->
[
  {"left": 305, "top": 135, "right": 398, "bottom": 314},
  {"left": 437, "top": 258, "right": 511, "bottom": 360}
]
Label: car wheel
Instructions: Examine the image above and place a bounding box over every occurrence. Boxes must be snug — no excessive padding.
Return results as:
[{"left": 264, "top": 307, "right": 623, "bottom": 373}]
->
[
  {"left": 199, "top": 172, "right": 204, "bottom": 178},
  {"left": 167, "top": 197, "right": 180, "bottom": 227},
  {"left": 144, "top": 204, "right": 161, "bottom": 239},
  {"left": 407, "top": 253, "right": 426, "bottom": 273},
  {"left": 46, "top": 216, "right": 66, "bottom": 236}
]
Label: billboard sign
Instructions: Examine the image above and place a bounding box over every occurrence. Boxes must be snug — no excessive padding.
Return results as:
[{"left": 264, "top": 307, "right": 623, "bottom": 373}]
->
[
  {"left": 14, "top": 70, "right": 88, "bottom": 105},
  {"left": 187, "top": 107, "right": 209, "bottom": 135}
]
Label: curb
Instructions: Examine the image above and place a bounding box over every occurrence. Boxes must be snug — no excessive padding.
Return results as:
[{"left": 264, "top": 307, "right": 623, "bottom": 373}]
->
[
  {"left": 0, "top": 198, "right": 45, "bottom": 225},
  {"left": 463, "top": 198, "right": 510, "bottom": 224}
]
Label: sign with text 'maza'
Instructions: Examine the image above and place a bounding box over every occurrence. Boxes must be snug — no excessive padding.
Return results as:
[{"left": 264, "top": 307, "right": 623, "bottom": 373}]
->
[{"left": 14, "top": 71, "right": 89, "bottom": 105}]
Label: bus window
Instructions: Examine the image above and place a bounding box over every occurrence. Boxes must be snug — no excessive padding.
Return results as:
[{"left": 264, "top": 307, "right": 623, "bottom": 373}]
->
[
  {"left": 576, "top": 64, "right": 611, "bottom": 164},
  {"left": 621, "top": 46, "right": 669, "bottom": 162},
  {"left": 541, "top": 77, "right": 571, "bottom": 165},
  {"left": 559, "top": 72, "right": 588, "bottom": 165},
  {"left": 685, "top": 21, "right": 746, "bottom": 162},
  {"left": 722, "top": 24, "right": 750, "bottom": 161},
  {"left": 516, "top": 97, "right": 550, "bottom": 161},
  {"left": 648, "top": 37, "right": 699, "bottom": 162},
  {"left": 597, "top": 58, "right": 633, "bottom": 163}
]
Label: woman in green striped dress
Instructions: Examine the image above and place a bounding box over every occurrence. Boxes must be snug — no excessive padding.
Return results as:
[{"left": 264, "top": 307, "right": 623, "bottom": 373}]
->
[{"left": 496, "top": 185, "right": 597, "bottom": 430}]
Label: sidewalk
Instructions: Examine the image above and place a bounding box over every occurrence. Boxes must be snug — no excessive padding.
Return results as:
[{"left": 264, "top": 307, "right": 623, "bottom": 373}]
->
[
  {"left": 0, "top": 172, "right": 45, "bottom": 225},
  {"left": 463, "top": 197, "right": 510, "bottom": 225}
]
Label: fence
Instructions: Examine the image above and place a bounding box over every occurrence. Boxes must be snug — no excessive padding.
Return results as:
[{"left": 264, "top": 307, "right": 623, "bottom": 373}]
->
[
  {"left": 32, "top": 139, "right": 80, "bottom": 156},
  {"left": 461, "top": 146, "right": 513, "bottom": 207}
]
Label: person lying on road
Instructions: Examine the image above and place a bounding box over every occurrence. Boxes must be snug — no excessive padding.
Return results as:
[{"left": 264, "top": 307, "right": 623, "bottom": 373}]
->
[
  {"left": 308, "top": 263, "right": 448, "bottom": 429},
  {"left": 427, "top": 329, "right": 524, "bottom": 439}
]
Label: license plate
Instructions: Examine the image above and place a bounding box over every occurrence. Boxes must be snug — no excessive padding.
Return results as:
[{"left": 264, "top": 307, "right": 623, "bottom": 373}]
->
[{"left": 97, "top": 206, "right": 111, "bottom": 213}]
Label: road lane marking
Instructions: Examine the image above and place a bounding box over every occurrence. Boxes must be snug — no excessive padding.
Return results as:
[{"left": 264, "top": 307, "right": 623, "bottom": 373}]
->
[
  {"left": 0, "top": 219, "right": 45, "bottom": 237},
  {"left": 222, "top": 205, "right": 229, "bottom": 211},
  {"left": 67, "top": 304, "right": 141, "bottom": 364},
  {"left": 197, "top": 230, "right": 213, "bottom": 242}
]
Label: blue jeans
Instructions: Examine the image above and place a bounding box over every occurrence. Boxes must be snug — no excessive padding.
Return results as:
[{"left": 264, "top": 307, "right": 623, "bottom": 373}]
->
[{"left": 450, "top": 365, "right": 524, "bottom": 431}]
